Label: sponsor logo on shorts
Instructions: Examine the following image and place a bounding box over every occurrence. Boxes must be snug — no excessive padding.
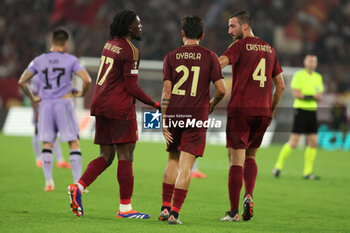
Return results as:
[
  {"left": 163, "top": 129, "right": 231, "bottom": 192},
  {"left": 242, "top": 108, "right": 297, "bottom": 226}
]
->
[{"left": 143, "top": 110, "right": 161, "bottom": 129}]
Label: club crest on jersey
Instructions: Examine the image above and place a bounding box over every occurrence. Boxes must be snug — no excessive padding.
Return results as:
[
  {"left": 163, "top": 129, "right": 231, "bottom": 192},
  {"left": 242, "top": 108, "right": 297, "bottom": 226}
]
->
[
  {"left": 143, "top": 110, "right": 161, "bottom": 129},
  {"left": 131, "top": 61, "right": 139, "bottom": 74}
]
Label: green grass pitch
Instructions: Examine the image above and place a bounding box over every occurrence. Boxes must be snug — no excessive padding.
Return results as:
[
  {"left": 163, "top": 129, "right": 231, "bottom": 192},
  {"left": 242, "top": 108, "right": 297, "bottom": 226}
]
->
[{"left": 0, "top": 134, "right": 349, "bottom": 233}]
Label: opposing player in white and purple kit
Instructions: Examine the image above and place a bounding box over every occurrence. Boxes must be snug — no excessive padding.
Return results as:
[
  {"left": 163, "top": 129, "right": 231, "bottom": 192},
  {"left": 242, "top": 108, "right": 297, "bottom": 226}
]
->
[
  {"left": 19, "top": 29, "right": 91, "bottom": 191},
  {"left": 30, "top": 75, "right": 70, "bottom": 169}
]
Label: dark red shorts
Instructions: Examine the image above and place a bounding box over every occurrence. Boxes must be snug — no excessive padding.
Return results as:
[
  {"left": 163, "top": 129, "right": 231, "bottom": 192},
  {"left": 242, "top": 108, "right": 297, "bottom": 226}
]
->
[
  {"left": 94, "top": 116, "right": 138, "bottom": 145},
  {"left": 226, "top": 116, "right": 271, "bottom": 149},
  {"left": 166, "top": 127, "right": 207, "bottom": 157}
]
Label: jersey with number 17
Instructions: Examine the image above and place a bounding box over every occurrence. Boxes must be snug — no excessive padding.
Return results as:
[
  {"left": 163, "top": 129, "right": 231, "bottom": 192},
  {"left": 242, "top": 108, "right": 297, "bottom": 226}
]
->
[
  {"left": 223, "top": 37, "right": 282, "bottom": 117},
  {"left": 27, "top": 51, "right": 84, "bottom": 100},
  {"left": 90, "top": 38, "right": 140, "bottom": 120}
]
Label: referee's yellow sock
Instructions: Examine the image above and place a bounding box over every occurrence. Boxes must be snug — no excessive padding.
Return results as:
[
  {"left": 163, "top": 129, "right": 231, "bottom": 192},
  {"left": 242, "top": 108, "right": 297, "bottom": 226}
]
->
[
  {"left": 274, "top": 143, "right": 292, "bottom": 170},
  {"left": 303, "top": 146, "right": 317, "bottom": 176}
]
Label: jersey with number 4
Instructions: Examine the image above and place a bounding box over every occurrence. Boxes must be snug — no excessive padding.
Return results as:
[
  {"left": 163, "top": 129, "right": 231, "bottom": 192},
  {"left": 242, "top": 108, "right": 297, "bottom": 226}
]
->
[
  {"left": 223, "top": 37, "right": 282, "bottom": 117},
  {"left": 27, "top": 52, "right": 84, "bottom": 100},
  {"left": 163, "top": 45, "right": 224, "bottom": 121},
  {"left": 91, "top": 38, "right": 139, "bottom": 120}
]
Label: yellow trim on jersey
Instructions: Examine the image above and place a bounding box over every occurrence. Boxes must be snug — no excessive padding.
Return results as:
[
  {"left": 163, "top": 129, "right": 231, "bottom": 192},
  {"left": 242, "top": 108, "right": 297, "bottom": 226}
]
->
[
  {"left": 227, "top": 40, "right": 238, "bottom": 49},
  {"left": 125, "top": 38, "right": 139, "bottom": 61}
]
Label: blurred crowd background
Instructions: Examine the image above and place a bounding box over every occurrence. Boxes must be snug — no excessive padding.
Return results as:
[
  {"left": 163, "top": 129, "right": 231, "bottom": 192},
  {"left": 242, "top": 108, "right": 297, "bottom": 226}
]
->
[{"left": 0, "top": 0, "right": 349, "bottom": 115}]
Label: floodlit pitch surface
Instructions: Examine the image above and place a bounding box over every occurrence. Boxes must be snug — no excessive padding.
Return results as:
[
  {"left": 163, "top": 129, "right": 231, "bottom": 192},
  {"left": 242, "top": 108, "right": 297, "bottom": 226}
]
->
[{"left": 0, "top": 134, "right": 349, "bottom": 233}]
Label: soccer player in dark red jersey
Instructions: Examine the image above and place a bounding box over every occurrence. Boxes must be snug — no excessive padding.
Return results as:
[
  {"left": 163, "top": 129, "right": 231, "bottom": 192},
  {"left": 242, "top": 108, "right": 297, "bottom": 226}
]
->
[
  {"left": 218, "top": 11, "right": 285, "bottom": 221},
  {"left": 158, "top": 15, "right": 226, "bottom": 224},
  {"left": 67, "top": 10, "right": 160, "bottom": 219}
]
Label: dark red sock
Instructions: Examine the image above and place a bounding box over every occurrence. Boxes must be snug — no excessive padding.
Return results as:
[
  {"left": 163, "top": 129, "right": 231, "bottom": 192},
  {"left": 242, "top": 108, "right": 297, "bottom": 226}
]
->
[
  {"left": 162, "top": 182, "right": 174, "bottom": 207},
  {"left": 78, "top": 156, "right": 107, "bottom": 189},
  {"left": 171, "top": 188, "right": 188, "bottom": 214},
  {"left": 243, "top": 158, "right": 257, "bottom": 197},
  {"left": 228, "top": 165, "right": 243, "bottom": 211},
  {"left": 118, "top": 160, "right": 134, "bottom": 204}
]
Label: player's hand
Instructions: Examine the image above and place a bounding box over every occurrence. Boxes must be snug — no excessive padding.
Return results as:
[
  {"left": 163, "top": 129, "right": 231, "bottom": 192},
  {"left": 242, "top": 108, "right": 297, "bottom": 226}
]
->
[
  {"left": 73, "top": 90, "right": 83, "bottom": 97},
  {"left": 162, "top": 127, "right": 173, "bottom": 145},
  {"left": 32, "top": 95, "right": 41, "bottom": 103}
]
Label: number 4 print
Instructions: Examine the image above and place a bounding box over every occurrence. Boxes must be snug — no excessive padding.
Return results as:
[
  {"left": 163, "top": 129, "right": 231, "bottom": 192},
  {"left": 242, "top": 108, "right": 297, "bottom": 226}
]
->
[{"left": 253, "top": 58, "right": 267, "bottom": 87}]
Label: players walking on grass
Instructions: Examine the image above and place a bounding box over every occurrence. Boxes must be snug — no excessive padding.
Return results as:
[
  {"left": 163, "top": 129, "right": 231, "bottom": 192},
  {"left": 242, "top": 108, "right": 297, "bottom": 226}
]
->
[
  {"left": 158, "top": 15, "right": 226, "bottom": 224},
  {"left": 273, "top": 55, "right": 324, "bottom": 180},
  {"left": 218, "top": 11, "right": 285, "bottom": 221},
  {"left": 30, "top": 75, "right": 70, "bottom": 169},
  {"left": 18, "top": 29, "right": 92, "bottom": 192},
  {"left": 67, "top": 10, "right": 160, "bottom": 218}
]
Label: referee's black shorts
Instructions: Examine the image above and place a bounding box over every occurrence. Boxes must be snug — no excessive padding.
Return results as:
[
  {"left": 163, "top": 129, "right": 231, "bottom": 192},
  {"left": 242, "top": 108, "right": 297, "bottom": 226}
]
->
[{"left": 292, "top": 108, "right": 318, "bottom": 134}]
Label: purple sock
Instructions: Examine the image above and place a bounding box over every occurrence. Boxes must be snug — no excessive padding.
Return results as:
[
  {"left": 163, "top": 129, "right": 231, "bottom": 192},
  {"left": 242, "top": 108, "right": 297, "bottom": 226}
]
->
[
  {"left": 41, "top": 149, "right": 53, "bottom": 181},
  {"left": 32, "top": 134, "right": 41, "bottom": 161},
  {"left": 53, "top": 139, "right": 63, "bottom": 162},
  {"left": 69, "top": 150, "right": 82, "bottom": 182}
]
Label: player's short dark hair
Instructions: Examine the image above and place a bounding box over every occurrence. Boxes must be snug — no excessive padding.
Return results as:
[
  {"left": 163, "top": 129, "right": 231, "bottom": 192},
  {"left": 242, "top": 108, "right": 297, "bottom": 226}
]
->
[
  {"left": 230, "top": 11, "right": 253, "bottom": 28},
  {"left": 304, "top": 54, "right": 317, "bottom": 57},
  {"left": 52, "top": 29, "right": 69, "bottom": 45},
  {"left": 181, "top": 15, "right": 204, "bottom": 39},
  {"left": 110, "top": 10, "right": 137, "bottom": 39}
]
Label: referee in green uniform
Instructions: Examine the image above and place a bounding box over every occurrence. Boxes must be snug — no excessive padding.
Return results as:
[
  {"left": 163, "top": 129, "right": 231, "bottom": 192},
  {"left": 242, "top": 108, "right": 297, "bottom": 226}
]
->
[{"left": 273, "top": 55, "right": 324, "bottom": 179}]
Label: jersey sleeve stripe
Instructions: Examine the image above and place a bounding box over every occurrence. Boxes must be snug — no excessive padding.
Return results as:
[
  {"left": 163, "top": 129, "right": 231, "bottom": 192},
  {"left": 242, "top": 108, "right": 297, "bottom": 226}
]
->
[
  {"left": 126, "top": 39, "right": 139, "bottom": 61},
  {"left": 227, "top": 40, "right": 238, "bottom": 48}
]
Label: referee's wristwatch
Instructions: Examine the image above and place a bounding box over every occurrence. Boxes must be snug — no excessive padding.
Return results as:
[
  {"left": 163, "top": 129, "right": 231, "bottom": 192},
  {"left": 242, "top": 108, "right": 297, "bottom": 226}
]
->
[{"left": 304, "top": 95, "right": 315, "bottom": 101}]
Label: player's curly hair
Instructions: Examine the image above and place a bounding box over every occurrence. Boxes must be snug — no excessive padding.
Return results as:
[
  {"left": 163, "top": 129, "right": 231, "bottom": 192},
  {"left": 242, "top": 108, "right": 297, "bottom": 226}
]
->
[
  {"left": 110, "top": 10, "right": 137, "bottom": 39},
  {"left": 181, "top": 15, "right": 204, "bottom": 39}
]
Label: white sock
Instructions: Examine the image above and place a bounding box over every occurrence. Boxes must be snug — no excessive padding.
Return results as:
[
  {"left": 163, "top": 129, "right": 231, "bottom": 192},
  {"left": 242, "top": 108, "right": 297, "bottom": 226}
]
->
[
  {"left": 76, "top": 182, "right": 84, "bottom": 192},
  {"left": 69, "top": 150, "right": 82, "bottom": 182},
  {"left": 42, "top": 150, "right": 53, "bottom": 181},
  {"left": 45, "top": 179, "right": 54, "bottom": 188},
  {"left": 119, "top": 203, "right": 132, "bottom": 212}
]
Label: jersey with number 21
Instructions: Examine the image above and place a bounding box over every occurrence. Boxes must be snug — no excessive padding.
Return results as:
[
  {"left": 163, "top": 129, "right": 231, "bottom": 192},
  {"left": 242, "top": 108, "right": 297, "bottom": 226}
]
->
[{"left": 163, "top": 45, "right": 223, "bottom": 121}]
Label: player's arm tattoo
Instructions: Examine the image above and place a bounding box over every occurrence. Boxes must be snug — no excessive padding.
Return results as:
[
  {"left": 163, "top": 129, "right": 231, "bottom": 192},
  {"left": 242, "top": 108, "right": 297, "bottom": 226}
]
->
[{"left": 161, "top": 98, "right": 170, "bottom": 106}]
